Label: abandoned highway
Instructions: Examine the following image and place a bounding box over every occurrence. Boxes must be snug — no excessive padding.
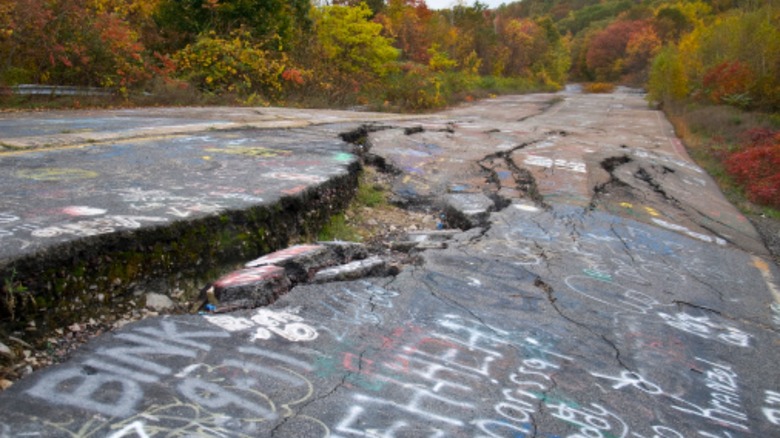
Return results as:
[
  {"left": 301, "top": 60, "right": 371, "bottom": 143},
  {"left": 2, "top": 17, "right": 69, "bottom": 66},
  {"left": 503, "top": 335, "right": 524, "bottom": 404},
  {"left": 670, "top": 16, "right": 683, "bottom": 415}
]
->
[{"left": 0, "top": 88, "right": 778, "bottom": 437}]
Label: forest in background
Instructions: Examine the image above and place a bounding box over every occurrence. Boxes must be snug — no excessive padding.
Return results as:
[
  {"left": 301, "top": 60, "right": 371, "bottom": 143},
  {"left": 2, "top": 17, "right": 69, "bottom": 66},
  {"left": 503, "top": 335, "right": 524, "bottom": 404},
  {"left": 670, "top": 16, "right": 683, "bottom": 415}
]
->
[
  {"left": 0, "top": 0, "right": 778, "bottom": 111},
  {"left": 0, "top": 0, "right": 778, "bottom": 208}
]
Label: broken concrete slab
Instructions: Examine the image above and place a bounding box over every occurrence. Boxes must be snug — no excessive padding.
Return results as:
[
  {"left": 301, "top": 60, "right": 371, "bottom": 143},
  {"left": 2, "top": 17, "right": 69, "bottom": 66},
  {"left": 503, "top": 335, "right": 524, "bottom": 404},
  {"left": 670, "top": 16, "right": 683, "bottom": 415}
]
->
[
  {"left": 386, "top": 229, "right": 461, "bottom": 252},
  {"left": 312, "top": 256, "right": 387, "bottom": 283},
  {"left": 388, "top": 241, "right": 420, "bottom": 252},
  {"left": 0, "top": 106, "right": 426, "bottom": 149},
  {"left": 209, "top": 241, "right": 397, "bottom": 309},
  {"left": 443, "top": 192, "right": 495, "bottom": 228},
  {"left": 244, "top": 244, "right": 334, "bottom": 282},
  {"left": 318, "top": 241, "right": 370, "bottom": 263},
  {"left": 244, "top": 244, "right": 327, "bottom": 268},
  {"left": 211, "top": 265, "right": 291, "bottom": 309},
  {"left": 415, "top": 241, "right": 449, "bottom": 250},
  {"left": 405, "top": 229, "right": 462, "bottom": 242}
]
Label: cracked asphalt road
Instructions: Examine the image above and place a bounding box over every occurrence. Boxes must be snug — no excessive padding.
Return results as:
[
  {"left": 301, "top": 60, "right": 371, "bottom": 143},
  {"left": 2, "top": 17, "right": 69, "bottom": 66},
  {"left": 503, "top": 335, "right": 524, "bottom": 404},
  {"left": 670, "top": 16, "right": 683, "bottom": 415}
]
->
[{"left": 1, "top": 89, "right": 779, "bottom": 437}]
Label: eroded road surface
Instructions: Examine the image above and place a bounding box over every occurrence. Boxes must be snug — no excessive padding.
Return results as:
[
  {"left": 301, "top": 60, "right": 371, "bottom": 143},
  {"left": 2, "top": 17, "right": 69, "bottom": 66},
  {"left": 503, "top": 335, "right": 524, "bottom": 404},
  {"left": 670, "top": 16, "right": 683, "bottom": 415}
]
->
[{"left": 1, "top": 89, "right": 780, "bottom": 437}]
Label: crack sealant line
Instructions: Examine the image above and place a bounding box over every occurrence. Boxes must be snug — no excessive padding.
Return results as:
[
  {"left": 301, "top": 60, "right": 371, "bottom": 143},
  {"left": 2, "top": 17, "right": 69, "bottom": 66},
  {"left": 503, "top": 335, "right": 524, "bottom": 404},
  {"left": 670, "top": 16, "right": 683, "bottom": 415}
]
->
[
  {"left": 634, "top": 166, "right": 684, "bottom": 209},
  {"left": 529, "top": 372, "right": 559, "bottom": 438},
  {"left": 505, "top": 155, "right": 549, "bottom": 209},
  {"left": 489, "top": 214, "right": 552, "bottom": 273},
  {"left": 380, "top": 274, "right": 401, "bottom": 290}
]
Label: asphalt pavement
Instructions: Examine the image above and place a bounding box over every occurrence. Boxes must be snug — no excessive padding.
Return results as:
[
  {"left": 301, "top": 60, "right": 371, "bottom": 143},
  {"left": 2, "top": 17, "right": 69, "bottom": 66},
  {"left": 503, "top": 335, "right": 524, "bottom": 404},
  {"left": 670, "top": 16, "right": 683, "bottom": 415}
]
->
[{"left": 0, "top": 89, "right": 779, "bottom": 437}]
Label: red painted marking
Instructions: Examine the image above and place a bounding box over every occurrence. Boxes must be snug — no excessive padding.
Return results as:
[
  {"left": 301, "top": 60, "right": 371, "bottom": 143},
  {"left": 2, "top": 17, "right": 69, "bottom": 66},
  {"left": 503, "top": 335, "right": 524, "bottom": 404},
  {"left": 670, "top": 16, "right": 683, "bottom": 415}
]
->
[
  {"left": 343, "top": 352, "right": 375, "bottom": 375},
  {"left": 406, "top": 336, "right": 461, "bottom": 357},
  {"left": 214, "top": 265, "right": 284, "bottom": 288},
  {"left": 245, "top": 244, "right": 324, "bottom": 267}
]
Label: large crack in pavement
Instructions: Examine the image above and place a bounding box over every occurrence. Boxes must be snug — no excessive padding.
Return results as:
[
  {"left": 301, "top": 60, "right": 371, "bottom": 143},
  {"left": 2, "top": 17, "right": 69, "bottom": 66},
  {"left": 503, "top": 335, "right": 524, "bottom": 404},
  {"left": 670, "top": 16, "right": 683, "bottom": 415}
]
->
[
  {"left": 477, "top": 142, "right": 548, "bottom": 212},
  {"left": 633, "top": 166, "right": 683, "bottom": 209},
  {"left": 588, "top": 155, "right": 632, "bottom": 211},
  {"left": 533, "top": 276, "right": 632, "bottom": 371}
]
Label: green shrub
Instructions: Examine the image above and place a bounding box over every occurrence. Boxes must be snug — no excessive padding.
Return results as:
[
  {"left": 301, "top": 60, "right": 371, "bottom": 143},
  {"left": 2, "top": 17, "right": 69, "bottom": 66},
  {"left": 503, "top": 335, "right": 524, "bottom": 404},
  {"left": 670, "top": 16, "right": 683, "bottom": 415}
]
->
[
  {"left": 384, "top": 62, "right": 443, "bottom": 111},
  {"left": 174, "top": 31, "right": 288, "bottom": 97}
]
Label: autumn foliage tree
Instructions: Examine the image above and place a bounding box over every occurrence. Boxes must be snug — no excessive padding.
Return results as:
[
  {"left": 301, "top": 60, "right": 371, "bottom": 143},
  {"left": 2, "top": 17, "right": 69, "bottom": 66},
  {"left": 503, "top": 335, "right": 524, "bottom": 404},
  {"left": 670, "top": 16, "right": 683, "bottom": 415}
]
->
[
  {"left": 0, "top": 0, "right": 156, "bottom": 92},
  {"left": 585, "top": 19, "right": 659, "bottom": 82},
  {"left": 375, "top": 0, "right": 435, "bottom": 64},
  {"left": 647, "top": 45, "right": 688, "bottom": 105},
  {"left": 3, "top": 0, "right": 771, "bottom": 118},
  {"left": 647, "top": 4, "right": 780, "bottom": 111},
  {"left": 296, "top": 3, "right": 398, "bottom": 103},
  {"left": 153, "top": 0, "right": 310, "bottom": 51},
  {"left": 702, "top": 60, "right": 754, "bottom": 106},
  {"left": 174, "top": 30, "right": 288, "bottom": 97},
  {"left": 496, "top": 18, "right": 546, "bottom": 77}
]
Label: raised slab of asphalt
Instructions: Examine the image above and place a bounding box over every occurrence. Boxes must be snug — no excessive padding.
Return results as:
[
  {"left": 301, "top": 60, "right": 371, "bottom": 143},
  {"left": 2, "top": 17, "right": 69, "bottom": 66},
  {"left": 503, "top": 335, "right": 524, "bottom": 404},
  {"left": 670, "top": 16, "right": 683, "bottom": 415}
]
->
[
  {"left": 0, "top": 106, "right": 420, "bottom": 257},
  {"left": 1, "top": 92, "right": 780, "bottom": 437},
  {"left": 0, "top": 107, "right": 422, "bottom": 333}
]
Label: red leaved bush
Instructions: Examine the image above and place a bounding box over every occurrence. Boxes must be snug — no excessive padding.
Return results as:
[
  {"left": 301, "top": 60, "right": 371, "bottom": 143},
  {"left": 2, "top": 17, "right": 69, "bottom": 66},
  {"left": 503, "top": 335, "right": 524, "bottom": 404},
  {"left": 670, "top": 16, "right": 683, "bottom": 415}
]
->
[
  {"left": 702, "top": 61, "right": 754, "bottom": 104},
  {"left": 725, "top": 128, "right": 780, "bottom": 208}
]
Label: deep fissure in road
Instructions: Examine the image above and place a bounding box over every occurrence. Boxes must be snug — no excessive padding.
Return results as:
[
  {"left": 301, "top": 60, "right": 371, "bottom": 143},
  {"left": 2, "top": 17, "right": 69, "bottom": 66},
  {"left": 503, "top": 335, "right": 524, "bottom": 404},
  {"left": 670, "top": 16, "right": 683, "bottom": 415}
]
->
[{"left": 588, "top": 155, "right": 632, "bottom": 211}]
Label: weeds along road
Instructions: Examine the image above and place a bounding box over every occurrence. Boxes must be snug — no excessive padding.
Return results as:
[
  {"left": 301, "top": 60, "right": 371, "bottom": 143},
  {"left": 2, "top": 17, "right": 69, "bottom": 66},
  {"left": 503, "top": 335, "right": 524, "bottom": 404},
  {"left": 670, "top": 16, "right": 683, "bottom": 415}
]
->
[{"left": 0, "top": 88, "right": 779, "bottom": 437}]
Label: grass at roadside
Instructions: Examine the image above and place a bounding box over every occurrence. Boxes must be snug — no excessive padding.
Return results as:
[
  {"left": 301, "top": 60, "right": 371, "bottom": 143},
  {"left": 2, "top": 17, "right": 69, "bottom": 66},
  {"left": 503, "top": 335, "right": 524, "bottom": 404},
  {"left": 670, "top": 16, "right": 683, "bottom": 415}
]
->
[
  {"left": 317, "top": 168, "right": 389, "bottom": 242},
  {"left": 316, "top": 166, "right": 441, "bottom": 243},
  {"left": 665, "top": 102, "right": 780, "bottom": 219}
]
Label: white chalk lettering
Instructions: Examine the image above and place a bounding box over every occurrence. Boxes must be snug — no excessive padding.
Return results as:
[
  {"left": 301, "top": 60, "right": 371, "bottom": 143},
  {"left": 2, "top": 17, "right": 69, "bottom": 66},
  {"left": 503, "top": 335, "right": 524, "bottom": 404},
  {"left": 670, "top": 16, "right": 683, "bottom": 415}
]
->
[
  {"left": 26, "top": 368, "right": 142, "bottom": 417},
  {"left": 107, "top": 421, "right": 150, "bottom": 438},
  {"left": 31, "top": 216, "right": 168, "bottom": 238},
  {"left": 334, "top": 405, "right": 405, "bottom": 437},
  {"left": 434, "top": 315, "right": 507, "bottom": 358},
  {"left": 472, "top": 418, "right": 533, "bottom": 437},
  {"left": 353, "top": 388, "right": 471, "bottom": 427},
  {"left": 178, "top": 378, "right": 277, "bottom": 419},
  {"left": 671, "top": 360, "right": 749, "bottom": 432},
  {"left": 658, "top": 313, "right": 752, "bottom": 347},
  {"left": 25, "top": 320, "right": 229, "bottom": 418},
  {"left": 762, "top": 390, "right": 780, "bottom": 425},
  {"left": 590, "top": 370, "right": 663, "bottom": 395},
  {"left": 205, "top": 308, "right": 318, "bottom": 342},
  {"left": 547, "top": 402, "right": 628, "bottom": 438},
  {"left": 698, "top": 431, "right": 734, "bottom": 438}
]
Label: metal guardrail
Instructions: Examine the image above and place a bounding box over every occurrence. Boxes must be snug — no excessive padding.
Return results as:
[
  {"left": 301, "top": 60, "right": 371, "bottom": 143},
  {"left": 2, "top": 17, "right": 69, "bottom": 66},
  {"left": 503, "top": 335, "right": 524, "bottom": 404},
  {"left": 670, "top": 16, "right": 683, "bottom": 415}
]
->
[{"left": 5, "top": 84, "right": 114, "bottom": 97}]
